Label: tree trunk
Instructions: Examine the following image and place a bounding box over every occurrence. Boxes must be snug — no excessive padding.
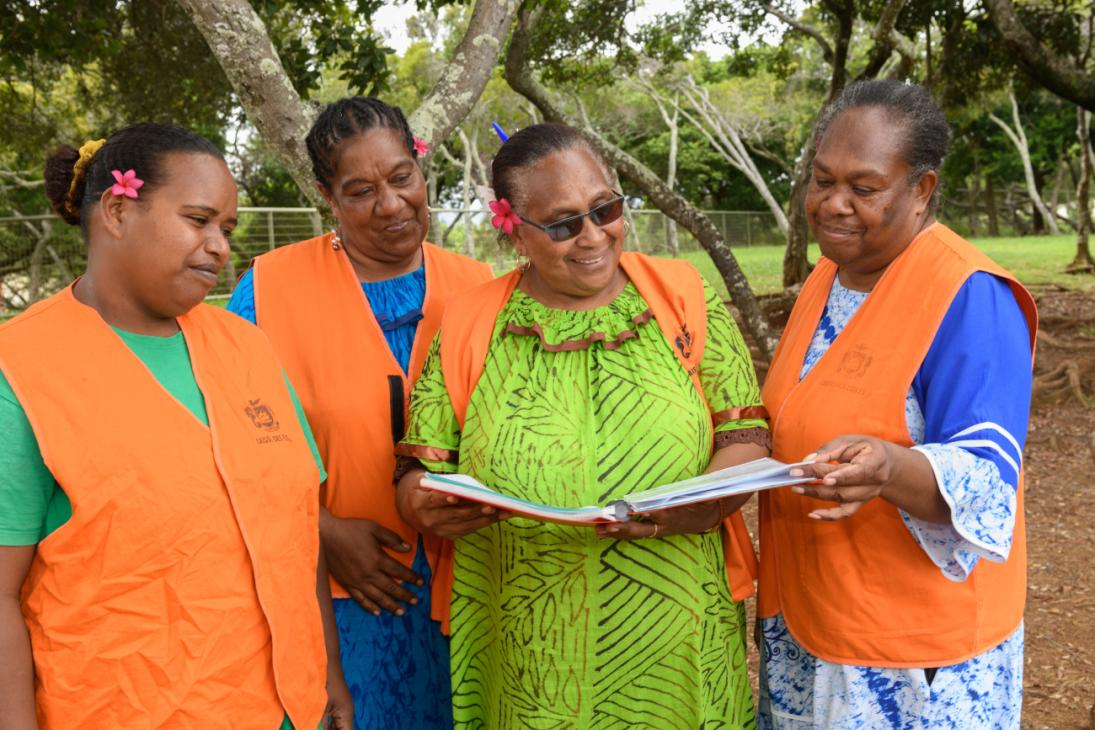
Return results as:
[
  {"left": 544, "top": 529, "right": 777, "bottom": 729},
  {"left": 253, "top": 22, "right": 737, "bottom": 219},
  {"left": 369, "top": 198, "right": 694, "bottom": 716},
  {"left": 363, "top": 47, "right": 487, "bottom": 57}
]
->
[
  {"left": 647, "top": 86, "right": 683, "bottom": 256},
  {"left": 426, "top": 157, "right": 442, "bottom": 246},
  {"left": 666, "top": 99, "right": 681, "bottom": 257},
  {"left": 27, "top": 218, "right": 51, "bottom": 304},
  {"left": 504, "top": 8, "right": 776, "bottom": 357},
  {"left": 1069, "top": 107, "right": 1095, "bottom": 273},
  {"left": 986, "top": 174, "right": 1001, "bottom": 236},
  {"left": 176, "top": 0, "right": 322, "bottom": 207},
  {"left": 968, "top": 143, "right": 982, "bottom": 237},
  {"left": 178, "top": 0, "right": 517, "bottom": 205},
  {"left": 458, "top": 128, "right": 476, "bottom": 258},
  {"left": 989, "top": 90, "right": 1061, "bottom": 235},
  {"left": 783, "top": 142, "right": 814, "bottom": 289}
]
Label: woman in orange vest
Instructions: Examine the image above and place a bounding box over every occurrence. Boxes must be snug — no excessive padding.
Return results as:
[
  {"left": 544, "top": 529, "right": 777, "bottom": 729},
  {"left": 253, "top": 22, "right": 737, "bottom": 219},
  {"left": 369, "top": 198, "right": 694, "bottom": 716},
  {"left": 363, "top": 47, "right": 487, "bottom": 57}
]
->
[
  {"left": 227, "top": 97, "right": 492, "bottom": 730},
  {"left": 0, "top": 124, "right": 351, "bottom": 728},
  {"left": 394, "top": 123, "right": 770, "bottom": 727},
  {"left": 757, "top": 80, "right": 1036, "bottom": 728}
]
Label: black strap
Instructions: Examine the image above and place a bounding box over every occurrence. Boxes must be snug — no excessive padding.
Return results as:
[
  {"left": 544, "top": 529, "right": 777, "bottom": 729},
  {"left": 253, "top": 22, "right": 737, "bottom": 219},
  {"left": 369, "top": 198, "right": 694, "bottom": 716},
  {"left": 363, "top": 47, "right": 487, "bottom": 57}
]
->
[{"left": 388, "top": 375, "right": 405, "bottom": 445}]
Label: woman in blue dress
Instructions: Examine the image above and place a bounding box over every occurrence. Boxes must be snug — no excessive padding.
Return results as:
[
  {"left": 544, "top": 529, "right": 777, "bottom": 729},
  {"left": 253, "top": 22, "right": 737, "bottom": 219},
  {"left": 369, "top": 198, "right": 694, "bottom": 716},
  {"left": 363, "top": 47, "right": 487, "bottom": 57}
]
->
[{"left": 228, "top": 97, "right": 492, "bottom": 730}]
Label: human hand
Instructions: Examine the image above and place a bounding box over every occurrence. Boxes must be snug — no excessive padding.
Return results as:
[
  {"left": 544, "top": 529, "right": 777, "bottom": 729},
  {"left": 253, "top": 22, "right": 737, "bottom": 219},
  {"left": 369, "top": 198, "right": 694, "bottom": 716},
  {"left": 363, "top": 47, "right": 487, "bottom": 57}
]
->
[
  {"left": 788, "top": 435, "right": 897, "bottom": 521},
  {"left": 320, "top": 514, "right": 423, "bottom": 617},
  {"left": 324, "top": 670, "right": 354, "bottom": 730},
  {"left": 396, "top": 473, "right": 510, "bottom": 540},
  {"left": 595, "top": 493, "right": 751, "bottom": 540}
]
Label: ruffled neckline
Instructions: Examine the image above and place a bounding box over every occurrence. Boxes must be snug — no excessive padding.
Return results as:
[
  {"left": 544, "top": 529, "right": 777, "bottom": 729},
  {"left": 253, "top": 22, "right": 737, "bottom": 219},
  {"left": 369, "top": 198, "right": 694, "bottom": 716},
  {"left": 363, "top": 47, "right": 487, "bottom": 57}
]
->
[{"left": 500, "top": 282, "right": 654, "bottom": 351}]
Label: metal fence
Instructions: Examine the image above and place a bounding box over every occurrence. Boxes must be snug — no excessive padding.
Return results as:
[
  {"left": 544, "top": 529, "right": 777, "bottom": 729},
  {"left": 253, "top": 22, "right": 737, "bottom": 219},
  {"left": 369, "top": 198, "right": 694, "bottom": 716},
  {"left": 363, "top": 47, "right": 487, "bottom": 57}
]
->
[{"left": 0, "top": 207, "right": 782, "bottom": 315}]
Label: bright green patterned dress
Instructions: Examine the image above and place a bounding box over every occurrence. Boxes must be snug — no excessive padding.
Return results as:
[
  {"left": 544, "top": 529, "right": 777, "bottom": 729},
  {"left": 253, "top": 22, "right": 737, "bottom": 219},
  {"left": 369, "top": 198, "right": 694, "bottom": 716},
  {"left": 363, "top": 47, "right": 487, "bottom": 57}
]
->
[{"left": 402, "top": 277, "right": 766, "bottom": 729}]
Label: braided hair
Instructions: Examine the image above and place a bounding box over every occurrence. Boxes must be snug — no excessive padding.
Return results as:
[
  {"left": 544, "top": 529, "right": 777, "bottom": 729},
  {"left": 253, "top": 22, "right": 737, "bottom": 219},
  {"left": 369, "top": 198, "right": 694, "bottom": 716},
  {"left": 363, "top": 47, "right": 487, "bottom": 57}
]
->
[
  {"left": 305, "top": 96, "right": 416, "bottom": 189},
  {"left": 44, "top": 123, "right": 222, "bottom": 231},
  {"left": 814, "top": 80, "right": 951, "bottom": 212}
]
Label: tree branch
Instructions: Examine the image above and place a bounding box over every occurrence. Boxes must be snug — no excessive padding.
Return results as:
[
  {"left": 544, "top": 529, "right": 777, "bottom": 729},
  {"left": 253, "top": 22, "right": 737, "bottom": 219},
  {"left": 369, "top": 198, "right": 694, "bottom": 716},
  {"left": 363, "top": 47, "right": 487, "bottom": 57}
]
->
[
  {"left": 858, "top": 0, "right": 915, "bottom": 81},
  {"left": 761, "top": 3, "right": 834, "bottom": 65},
  {"left": 984, "top": 0, "right": 1095, "bottom": 111},
  {"left": 408, "top": 0, "right": 521, "bottom": 152}
]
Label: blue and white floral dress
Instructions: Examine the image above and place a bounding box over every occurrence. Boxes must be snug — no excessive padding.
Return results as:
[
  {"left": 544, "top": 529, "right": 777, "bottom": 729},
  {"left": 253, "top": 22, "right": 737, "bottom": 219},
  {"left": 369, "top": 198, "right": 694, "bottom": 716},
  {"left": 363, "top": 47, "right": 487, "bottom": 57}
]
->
[{"left": 759, "top": 272, "right": 1032, "bottom": 729}]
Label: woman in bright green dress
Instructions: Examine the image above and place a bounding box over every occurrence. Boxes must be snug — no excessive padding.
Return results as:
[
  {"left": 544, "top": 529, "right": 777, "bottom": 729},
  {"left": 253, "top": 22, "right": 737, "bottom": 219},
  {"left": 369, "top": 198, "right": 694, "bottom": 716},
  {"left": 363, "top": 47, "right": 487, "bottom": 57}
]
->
[{"left": 395, "top": 123, "right": 768, "bottom": 729}]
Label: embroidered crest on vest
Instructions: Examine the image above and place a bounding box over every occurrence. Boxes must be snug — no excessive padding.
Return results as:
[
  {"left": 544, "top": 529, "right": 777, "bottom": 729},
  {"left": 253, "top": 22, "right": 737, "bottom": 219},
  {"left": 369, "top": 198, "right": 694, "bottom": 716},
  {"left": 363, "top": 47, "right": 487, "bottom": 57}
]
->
[
  {"left": 245, "top": 399, "right": 280, "bottom": 431},
  {"left": 837, "top": 344, "right": 873, "bottom": 378}
]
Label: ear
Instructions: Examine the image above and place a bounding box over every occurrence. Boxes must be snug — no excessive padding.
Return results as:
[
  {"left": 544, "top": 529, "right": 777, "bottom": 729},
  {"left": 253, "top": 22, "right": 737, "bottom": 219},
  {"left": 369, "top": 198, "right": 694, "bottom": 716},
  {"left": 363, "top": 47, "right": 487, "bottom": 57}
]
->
[
  {"left": 96, "top": 188, "right": 127, "bottom": 239},
  {"left": 509, "top": 228, "right": 528, "bottom": 257},
  {"left": 317, "top": 182, "right": 338, "bottom": 217},
  {"left": 912, "top": 170, "right": 938, "bottom": 215}
]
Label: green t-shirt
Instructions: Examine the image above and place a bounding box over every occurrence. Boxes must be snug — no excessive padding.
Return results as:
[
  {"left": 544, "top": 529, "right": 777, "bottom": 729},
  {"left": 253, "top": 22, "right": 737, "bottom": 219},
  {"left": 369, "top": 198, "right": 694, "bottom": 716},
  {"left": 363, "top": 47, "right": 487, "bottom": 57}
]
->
[
  {"left": 0, "top": 327, "right": 325, "bottom": 729},
  {"left": 0, "top": 327, "right": 326, "bottom": 544}
]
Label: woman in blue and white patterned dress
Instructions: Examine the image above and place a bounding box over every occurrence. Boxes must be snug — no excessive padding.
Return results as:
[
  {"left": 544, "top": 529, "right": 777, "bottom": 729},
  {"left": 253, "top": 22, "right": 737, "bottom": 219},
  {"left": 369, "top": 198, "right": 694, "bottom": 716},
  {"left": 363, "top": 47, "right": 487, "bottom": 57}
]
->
[{"left": 758, "top": 80, "right": 1034, "bottom": 728}]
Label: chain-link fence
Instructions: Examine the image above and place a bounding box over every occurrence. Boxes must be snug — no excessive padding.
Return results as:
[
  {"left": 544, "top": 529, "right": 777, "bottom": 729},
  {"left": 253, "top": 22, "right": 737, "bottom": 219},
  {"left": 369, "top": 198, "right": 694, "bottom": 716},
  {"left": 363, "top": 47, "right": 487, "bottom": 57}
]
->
[{"left": 0, "top": 206, "right": 782, "bottom": 315}]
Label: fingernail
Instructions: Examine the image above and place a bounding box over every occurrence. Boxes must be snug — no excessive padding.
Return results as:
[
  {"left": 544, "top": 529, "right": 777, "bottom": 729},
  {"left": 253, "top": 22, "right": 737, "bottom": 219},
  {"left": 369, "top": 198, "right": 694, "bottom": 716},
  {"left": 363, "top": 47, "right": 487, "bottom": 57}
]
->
[
  {"left": 805, "top": 452, "right": 818, "bottom": 461},
  {"left": 400, "top": 543, "right": 411, "bottom": 550},
  {"left": 396, "top": 608, "right": 405, "bottom": 616},
  {"left": 789, "top": 469, "right": 803, "bottom": 477},
  {"left": 607, "top": 526, "right": 619, "bottom": 533},
  {"left": 808, "top": 512, "right": 822, "bottom": 520},
  {"left": 791, "top": 487, "right": 805, "bottom": 494},
  {"left": 416, "top": 579, "right": 425, "bottom": 587},
  {"left": 372, "top": 610, "right": 380, "bottom": 616},
  {"left": 483, "top": 506, "right": 495, "bottom": 514},
  {"left": 410, "top": 598, "right": 419, "bottom": 605},
  {"left": 446, "top": 496, "right": 457, "bottom": 504}
]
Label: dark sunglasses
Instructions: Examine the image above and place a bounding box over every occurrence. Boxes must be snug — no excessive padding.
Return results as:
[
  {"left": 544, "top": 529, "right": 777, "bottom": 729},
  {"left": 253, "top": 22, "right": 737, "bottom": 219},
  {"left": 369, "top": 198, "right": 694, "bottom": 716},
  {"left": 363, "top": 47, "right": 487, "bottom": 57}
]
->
[{"left": 521, "top": 195, "right": 626, "bottom": 242}]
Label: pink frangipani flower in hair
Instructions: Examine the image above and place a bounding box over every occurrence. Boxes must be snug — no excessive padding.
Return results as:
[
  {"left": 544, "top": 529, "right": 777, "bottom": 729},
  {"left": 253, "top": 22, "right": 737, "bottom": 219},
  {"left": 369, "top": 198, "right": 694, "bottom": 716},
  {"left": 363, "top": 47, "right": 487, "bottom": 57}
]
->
[
  {"left": 489, "top": 198, "right": 521, "bottom": 235},
  {"left": 110, "top": 169, "right": 144, "bottom": 199}
]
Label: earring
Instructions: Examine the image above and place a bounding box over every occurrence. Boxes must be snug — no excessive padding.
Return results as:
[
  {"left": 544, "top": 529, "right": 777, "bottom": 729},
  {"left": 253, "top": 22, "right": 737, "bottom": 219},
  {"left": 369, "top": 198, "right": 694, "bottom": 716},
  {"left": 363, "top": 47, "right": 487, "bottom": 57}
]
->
[
  {"left": 516, "top": 252, "right": 531, "bottom": 272},
  {"left": 331, "top": 229, "right": 342, "bottom": 251}
]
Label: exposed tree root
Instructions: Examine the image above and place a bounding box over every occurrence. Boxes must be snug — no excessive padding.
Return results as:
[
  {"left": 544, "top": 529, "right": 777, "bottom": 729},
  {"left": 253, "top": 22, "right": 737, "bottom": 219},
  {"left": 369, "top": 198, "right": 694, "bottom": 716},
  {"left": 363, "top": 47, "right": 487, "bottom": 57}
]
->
[
  {"left": 1037, "top": 331, "right": 1095, "bottom": 351},
  {"left": 1034, "top": 359, "right": 1090, "bottom": 405}
]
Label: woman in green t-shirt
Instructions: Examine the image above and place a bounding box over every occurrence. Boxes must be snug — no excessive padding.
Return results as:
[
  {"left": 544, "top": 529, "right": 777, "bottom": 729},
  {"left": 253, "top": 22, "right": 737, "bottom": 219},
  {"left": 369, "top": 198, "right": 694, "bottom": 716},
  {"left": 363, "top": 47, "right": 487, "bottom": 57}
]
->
[{"left": 0, "top": 124, "right": 352, "bottom": 729}]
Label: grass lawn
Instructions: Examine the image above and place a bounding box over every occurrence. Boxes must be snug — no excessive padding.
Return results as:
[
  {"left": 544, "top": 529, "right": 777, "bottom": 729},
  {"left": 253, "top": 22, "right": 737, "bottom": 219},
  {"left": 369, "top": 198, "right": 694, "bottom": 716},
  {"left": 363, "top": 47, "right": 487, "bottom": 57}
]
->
[{"left": 678, "top": 234, "right": 1095, "bottom": 299}]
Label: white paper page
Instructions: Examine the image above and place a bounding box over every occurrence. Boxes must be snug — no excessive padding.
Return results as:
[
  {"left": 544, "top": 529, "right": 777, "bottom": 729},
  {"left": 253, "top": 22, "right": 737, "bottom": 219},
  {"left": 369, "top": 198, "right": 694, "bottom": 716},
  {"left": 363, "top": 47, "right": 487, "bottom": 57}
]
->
[
  {"left": 622, "top": 458, "right": 816, "bottom": 513},
  {"left": 420, "top": 473, "right": 627, "bottom": 524}
]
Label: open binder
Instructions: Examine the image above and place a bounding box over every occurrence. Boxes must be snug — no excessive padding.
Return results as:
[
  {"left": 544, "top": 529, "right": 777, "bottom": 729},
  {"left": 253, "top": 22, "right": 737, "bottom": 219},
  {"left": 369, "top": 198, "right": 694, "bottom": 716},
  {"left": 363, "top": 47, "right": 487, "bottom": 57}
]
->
[{"left": 419, "top": 457, "right": 815, "bottom": 526}]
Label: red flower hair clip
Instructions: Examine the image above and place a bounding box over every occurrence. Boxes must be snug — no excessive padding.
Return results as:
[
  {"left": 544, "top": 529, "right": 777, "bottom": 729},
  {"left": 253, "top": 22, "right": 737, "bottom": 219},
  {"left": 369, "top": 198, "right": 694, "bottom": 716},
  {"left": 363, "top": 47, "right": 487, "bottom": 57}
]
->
[
  {"left": 489, "top": 198, "right": 521, "bottom": 235},
  {"left": 110, "top": 169, "right": 144, "bottom": 199},
  {"left": 412, "top": 136, "right": 430, "bottom": 156}
]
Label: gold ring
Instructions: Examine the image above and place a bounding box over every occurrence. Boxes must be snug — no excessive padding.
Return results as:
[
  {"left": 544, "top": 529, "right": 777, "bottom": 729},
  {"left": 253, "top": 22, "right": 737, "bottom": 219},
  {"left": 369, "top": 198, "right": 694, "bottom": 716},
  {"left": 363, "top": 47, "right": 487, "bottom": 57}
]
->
[{"left": 650, "top": 522, "right": 659, "bottom": 538}]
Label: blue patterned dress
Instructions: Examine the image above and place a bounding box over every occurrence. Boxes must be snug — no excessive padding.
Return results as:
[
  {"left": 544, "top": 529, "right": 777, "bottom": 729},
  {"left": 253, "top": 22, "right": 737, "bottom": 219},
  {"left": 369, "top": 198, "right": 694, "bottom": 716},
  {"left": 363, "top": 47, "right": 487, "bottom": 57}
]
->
[
  {"left": 229, "top": 266, "right": 452, "bottom": 730},
  {"left": 759, "top": 272, "right": 1031, "bottom": 729}
]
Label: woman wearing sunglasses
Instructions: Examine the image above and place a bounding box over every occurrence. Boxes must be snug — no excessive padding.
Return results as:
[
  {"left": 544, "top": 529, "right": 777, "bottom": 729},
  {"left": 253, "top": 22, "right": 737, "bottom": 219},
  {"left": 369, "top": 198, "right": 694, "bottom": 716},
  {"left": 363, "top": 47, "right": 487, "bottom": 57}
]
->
[{"left": 394, "top": 123, "right": 770, "bottom": 727}]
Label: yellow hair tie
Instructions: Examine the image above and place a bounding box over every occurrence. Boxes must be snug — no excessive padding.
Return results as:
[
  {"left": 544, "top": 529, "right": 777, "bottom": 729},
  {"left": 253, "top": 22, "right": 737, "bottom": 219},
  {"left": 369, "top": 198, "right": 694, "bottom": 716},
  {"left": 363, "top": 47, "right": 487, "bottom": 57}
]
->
[{"left": 64, "top": 138, "right": 106, "bottom": 216}]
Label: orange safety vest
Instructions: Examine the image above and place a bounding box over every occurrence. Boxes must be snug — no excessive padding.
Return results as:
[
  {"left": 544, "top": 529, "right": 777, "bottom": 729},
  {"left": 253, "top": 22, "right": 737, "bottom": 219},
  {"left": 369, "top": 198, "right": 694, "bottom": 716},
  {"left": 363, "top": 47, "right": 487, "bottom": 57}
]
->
[
  {"left": 427, "top": 251, "right": 764, "bottom": 633},
  {"left": 0, "top": 287, "right": 327, "bottom": 729},
  {"left": 253, "top": 233, "right": 493, "bottom": 598},
  {"left": 758, "top": 223, "right": 1038, "bottom": 667}
]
